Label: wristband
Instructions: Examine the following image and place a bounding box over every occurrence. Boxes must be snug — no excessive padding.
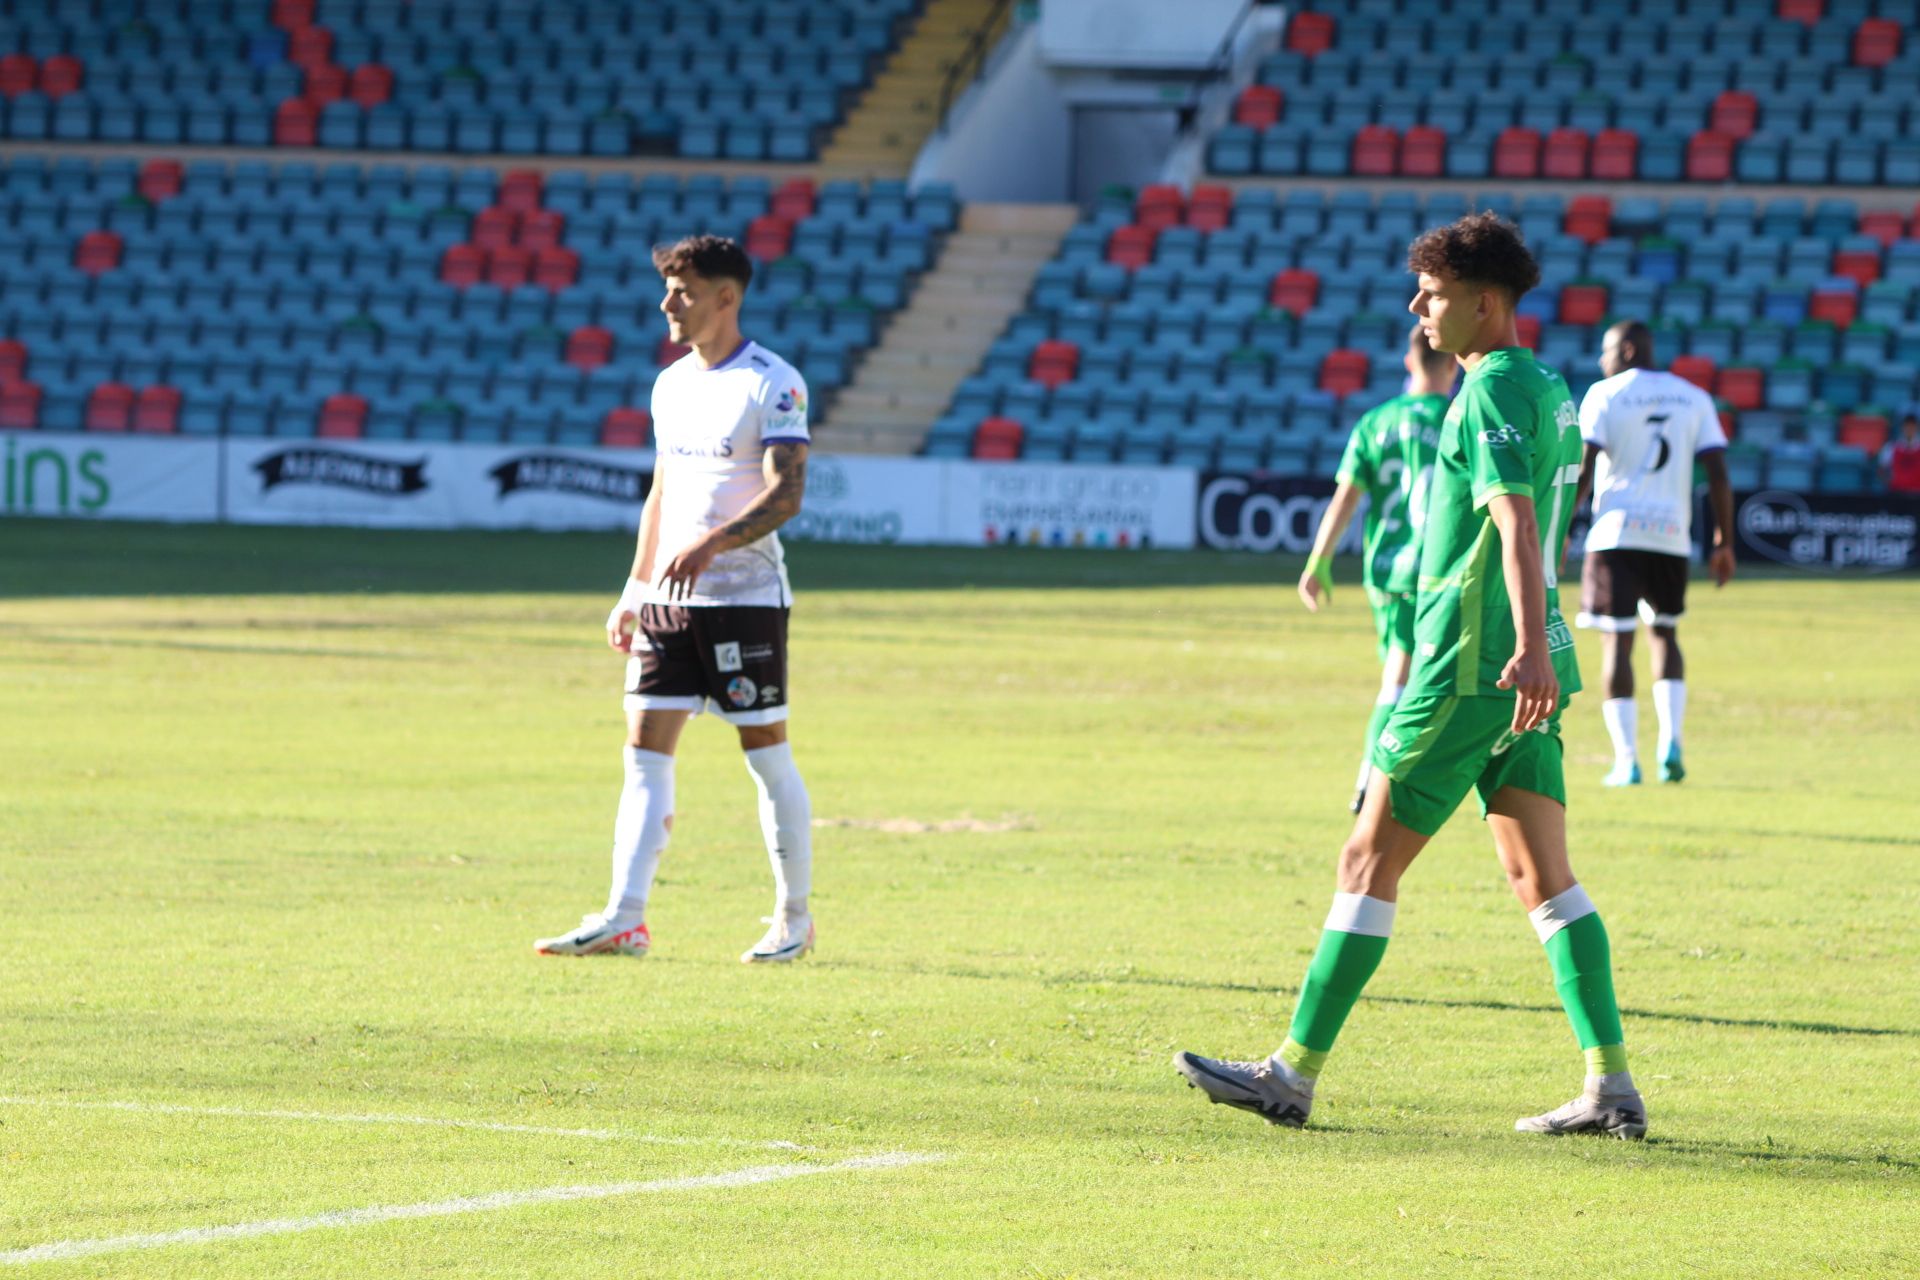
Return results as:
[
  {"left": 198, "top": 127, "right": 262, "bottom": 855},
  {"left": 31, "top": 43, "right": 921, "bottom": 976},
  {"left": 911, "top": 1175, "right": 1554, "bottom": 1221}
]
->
[
  {"left": 1305, "top": 552, "right": 1334, "bottom": 593},
  {"left": 607, "top": 577, "right": 647, "bottom": 631}
]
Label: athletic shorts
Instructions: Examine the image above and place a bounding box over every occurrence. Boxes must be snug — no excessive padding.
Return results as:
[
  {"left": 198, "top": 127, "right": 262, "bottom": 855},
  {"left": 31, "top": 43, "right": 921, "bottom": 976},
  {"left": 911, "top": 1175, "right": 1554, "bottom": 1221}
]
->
[
  {"left": 1368, "top": 691, "right": 1567, "bottom": 837},
  {"left": 1578, "top": 548, "right": 1689, "bottom": 632},
  {"left": 624, "top": 604, "right": 789, "bottom": 727},
  {"left": 1366, "top": 587, "right": 1417, "bottom": 661}
]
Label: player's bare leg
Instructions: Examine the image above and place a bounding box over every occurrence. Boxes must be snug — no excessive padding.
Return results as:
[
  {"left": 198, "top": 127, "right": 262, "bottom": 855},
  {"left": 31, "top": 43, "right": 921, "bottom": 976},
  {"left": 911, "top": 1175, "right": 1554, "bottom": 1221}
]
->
[
  {"left": 1598, "top": 629, "right": 1641, "bottom": 786},
  {"left": 1646, "top": 623, "right": 1687, "bottom": 782},
  {"left": 1486, "top": 786, "right": 1645, "bottom": 1139},
  {"left": 737, "top": 719, "right": 814, "bottom": 962},
  {"left": 1176, "top": 773, "right": 1430, "bottom": 1125}
]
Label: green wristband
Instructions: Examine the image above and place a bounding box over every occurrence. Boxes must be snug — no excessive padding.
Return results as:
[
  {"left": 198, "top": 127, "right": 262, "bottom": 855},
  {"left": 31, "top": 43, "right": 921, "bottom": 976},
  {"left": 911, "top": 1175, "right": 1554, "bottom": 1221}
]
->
[{"left": 1305, "top": 553, "right": 1334, "bottom": 592}]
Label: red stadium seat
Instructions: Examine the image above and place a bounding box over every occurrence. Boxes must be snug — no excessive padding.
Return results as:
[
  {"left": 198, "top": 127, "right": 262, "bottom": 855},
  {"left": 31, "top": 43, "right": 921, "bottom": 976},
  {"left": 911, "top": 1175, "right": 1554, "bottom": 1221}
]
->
[
  {"left": 655, "top": 337, "right": 689, "bottom": 366},
  {"left": 133, "top": 385, "right": 181, "bottom": 434},
  {"left": 1516, "top": 314, "right": 1542, "bottom": 350},
  {"left": 1859, "top": 210, "right": 1904, "bottom": 245},
  {"left": 1686, "top": 131, "right": 1734, "bottom": 181},
  {"left": 349, "top": 64, "right": 392, "bottom": 108},
  {"left": 288, "top": 25, "right": 333, "bottom": 71},
  {"left": 1541, "top": 127, "right": 1589, "bottom": 179},
  {"left": 1777, "top": 0, "right": 1823, "bottom": 22},
  {"left": 439, "top": 243, "right": 484, "bottom": 288},
  {"left": 0, "top": 53, "right": 36, "bottom": 97},
  {"left": 85, "top": 383, "right": 134, "bottom": 432},
  {"left": 1564, "top": 195, "right": 1612, "bottom": 245},
  {"left": 317, "top": 393, "right": 367, "bottom": 439},
  {"left": 1709, "top": 91, "right": 1757, "bottom": 141},
  {"left": 972, "top": 416, "right": 1024, "bottom": 461},
  {"left": 566, "top": 326, "right": 614, "bottom": 371},
  {"left": 37, "top": 54, "right": 82, "bottom": 99},
  {"left": 471, "top": 206, "right": 517, "bottom": 250},
  {"left": 1234, "top": 85, "right": 1283, "bottom": 129},
  {"left": 1591, "top": 129, "right": 1639, "bottom": 181},
  {"left": 1319, "top": 350, "right": 1370, "bottom": 398},
  {"left": 1286, "top": 11, "right": 1334, "bottom": 56},
  {"left": 1832, "top": 249, "right": 1880, "bottom": 287},
  {"left": 1186, "top": 184, "right": 1233, "bottom": 231},
  {"left": 1135, "top": 184, "right": 1184, "bottom": 232},
  {"left": 1558, "top": 283, "right": 1608, "bottom": 326},
  {"left": 1269, "top": 268, "right": 1318, "bottom": 315},
  {"left": 746, "top": 214, "right": 792, "bottom": 260},
  {"left": 1669, "top": 355, "right": 1716, "bottom": 392},
  {"left": 0, "top": 339, "right": 26, "bottom": 382},
  {"left": 74, "top": 230, "right": 122, "bottom": 275},
  {"left": 1493, "top": 127, "right": 1541, "bottom": 179},
  {"left": 1106, "top": 224, "right": 1156, "bottom": 269},
  {"left": 1351, "top": 125, "right": 1398, "bottom": 176},
  {"left": 771, "top": 178, "right": 815, "bottom": 221},
  {"left": 1839, "top": 413, "right": 1889, "bottom": 452},
  {"left": 0, "top": 380, "right": 41, "bottom": 429},
  {"left": 487, "top": 245, "right": 532, "bottom": 290},
  {"left": 274, "top": 97, "right": 317, "bottom": 146},
  {"left": 1715, "top": 367, "right": 1764, "bottom": 411},
  {"left": 137, "top": 159, "right": 183, "bottom": 202},
  {"left": 272, "top": 0, "right": 316, "bottom": 30},
  {"left": 1028, "top": 339, "right": 1079, "bottom": 388},
  {"left": 1852, "top": 18, "right": 1900, "bottom": 67},
  {"left": 499, "top": 169, "right": 544, "bottom": 214},
  {"left": 602, "top": 408, "right": 652, "bottom": 448},
  {"left": 1809, "top": 289, "right": 1857, "bottom": 328},
  {"left": 1399, "top": 125, "right": 1446, "bottom": 177},
  {"left": 1717, "top": 406, "right": 1737, "bottom": 441},
  {"left": 533, "top": 246, "right": 579, "bottom": 291},
  {"left": 303, "top": 63, "right": 347, "bottom": 107},
  {"left": 519, "top": 209, "right": 566, "bottom": 252}
]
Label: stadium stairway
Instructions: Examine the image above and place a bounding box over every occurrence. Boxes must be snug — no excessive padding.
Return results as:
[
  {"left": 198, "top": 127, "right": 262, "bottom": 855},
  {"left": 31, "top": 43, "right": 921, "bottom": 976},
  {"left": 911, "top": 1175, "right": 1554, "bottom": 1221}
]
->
[
  {"left": 825, "top": 201, "right": 1076, "bottom": 453},
  {"left": 819, "top": 0, "right": 1007, "bottom": 178}
]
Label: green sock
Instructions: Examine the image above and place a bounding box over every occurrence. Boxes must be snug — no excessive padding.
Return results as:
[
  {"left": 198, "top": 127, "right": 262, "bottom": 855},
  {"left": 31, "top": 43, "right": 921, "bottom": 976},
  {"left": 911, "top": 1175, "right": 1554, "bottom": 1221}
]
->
[
  {"left": 1543, "top": 910, "right": 1627, "bottom": 1069},
  {"left": 1283, "top": 902, "right": 1393, "bottom": 1078}
]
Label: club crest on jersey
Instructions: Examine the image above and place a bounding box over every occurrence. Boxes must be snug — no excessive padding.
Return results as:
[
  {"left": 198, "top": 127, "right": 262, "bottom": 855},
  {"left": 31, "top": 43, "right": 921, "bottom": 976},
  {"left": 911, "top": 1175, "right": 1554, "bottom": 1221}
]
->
[{"left": 725, "top": 675, "right": 758, "bottom": 708}]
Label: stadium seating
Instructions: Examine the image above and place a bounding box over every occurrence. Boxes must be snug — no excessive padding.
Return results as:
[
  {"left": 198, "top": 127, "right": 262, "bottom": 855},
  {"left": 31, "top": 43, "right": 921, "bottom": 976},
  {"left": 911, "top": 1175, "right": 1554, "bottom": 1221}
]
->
[
  {"left": 1208, "top": 4, "right": 1920, "bottom": 186},
  {"left": 0, "top": 155, "right": 957, "bottom": 443},
  {"left": 926, "top": 184, "right": 1920, "bottom": 491},
  {"left": 0, "top": 1, "right": 916, "bottom": 160}
]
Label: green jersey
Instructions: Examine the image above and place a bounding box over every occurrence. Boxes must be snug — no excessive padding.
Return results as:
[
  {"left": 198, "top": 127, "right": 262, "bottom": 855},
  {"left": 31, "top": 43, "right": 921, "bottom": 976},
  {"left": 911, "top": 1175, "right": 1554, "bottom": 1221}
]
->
[
  {"left": 1408, "top": 348, "right": 1584, "bottom": 699},
  {"left": 1334, "top": 392, "right": 1447, "bottom": 594}
]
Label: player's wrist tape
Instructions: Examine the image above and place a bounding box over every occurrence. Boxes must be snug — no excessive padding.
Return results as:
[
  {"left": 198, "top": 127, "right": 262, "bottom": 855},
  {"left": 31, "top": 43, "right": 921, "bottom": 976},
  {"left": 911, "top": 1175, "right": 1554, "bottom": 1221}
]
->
[
  {"left": 608, "top": 577, "right": 647, "bottom": 628},
  {"left": 1305, "top": 553, "right": 1333, "bottom": 589}
]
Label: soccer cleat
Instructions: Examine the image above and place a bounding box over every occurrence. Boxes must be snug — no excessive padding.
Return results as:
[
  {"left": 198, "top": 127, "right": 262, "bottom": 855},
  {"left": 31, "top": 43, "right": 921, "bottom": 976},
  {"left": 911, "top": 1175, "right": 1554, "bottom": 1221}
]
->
[
  {"left": 535, "top": 914, "right": 650, "bottom": 957},
  {"left": 1172, "top": 1051, "right": 1312, "bottom": 1128},
  {"left": 1602, "top": 761, "right": 1642, "bottom": 787},
  {"left": 1514, "top": 1089, "right": 1647, "bottom": 1140},
  {"left": 1658, "top": 746, "right": 1685, "bottom": 784},
  {"left": 742, "top": 912, "right": 813, "bottom": 964}
]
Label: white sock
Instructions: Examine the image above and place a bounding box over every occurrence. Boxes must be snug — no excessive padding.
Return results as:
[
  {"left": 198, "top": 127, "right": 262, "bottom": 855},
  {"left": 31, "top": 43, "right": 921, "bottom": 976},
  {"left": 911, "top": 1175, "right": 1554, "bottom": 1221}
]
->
[
  {"left": 1652, "top": 679, "right": 1686, "bottom": 756},
  {"left": 743, "top": 742, "right": 811, "bottom": 916},
  {"left": 605, "top": 747, "right": 673, "bottom": 924},
  {"left": 1600, "top": 697, "right": 1637, "bottom": 769},
  {"left": 1589, "top": 1070, "right": 1637, "bottom": 1097}
]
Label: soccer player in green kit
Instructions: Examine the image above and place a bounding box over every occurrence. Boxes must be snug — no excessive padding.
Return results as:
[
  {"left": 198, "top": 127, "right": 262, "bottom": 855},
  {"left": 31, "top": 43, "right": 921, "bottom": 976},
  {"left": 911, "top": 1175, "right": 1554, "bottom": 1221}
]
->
[
  {"left": 1176, "top": 214, "right": 1645, "bottom": 1139},
  {"left": 1298, "top": 323, "right": 1454, "bottom": 813}
]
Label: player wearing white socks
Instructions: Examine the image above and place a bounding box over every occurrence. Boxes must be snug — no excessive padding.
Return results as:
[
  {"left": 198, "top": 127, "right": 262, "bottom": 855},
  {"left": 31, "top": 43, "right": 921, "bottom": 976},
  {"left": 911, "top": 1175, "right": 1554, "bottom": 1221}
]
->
[
  {"left": 1572, "top": 321, "right": 1734, "bottom": 787},
  {"left": 535, "top": 235, "right": 814, "bottom": 963}
]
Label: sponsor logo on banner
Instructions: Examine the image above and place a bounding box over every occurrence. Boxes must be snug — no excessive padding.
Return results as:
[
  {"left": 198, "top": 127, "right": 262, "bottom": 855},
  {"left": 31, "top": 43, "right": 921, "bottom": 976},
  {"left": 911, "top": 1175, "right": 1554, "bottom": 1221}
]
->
[
  {"left": 253, "top": 447, "right": 427, "bottom": 497},
  {"left": 488, "top": 454, "right": 650, "bottom": 505},
  {"left": 1732, "top": 489, "right": 1919, "bottom": 571},
  {"left": 1197, "top": 474, "right": 1365, "bottom": 554},
  {"left": 968, "top": 463, "right": 1191, "bottom": 549},
  {"left": 3, "top": 435, "right": 110, "bottom": 515},
  {"left": 783, "top": 455, "right": 908, "bottom": 545}
]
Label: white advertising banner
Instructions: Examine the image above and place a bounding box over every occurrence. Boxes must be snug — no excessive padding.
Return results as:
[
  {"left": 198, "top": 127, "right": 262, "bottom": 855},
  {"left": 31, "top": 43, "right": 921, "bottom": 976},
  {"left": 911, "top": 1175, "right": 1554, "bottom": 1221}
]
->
[
  {"left": 946, "top": 459, "right": 1197, "bottom": 549},
  {"left": 1, "top": 433, "right": 220, "bottom": 522},
  {"left": 783, "top": 453, "right": 949, "bottom": 545}
]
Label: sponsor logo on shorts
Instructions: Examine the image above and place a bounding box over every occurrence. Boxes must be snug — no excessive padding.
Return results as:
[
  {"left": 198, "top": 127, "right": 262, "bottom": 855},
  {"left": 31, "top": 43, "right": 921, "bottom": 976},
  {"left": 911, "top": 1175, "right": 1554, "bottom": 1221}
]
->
[
  {"left": 714, "top": 642, "right": 742, "bottom": 672},
  {"left": 760, "top": 684, "right": 780, "bottom": 703},
  {"left": 726, "top": 675, "right": 758, "bottom": 708},
  {"left": 1378, "top": 730, "right": 1403, "bottom": 752},
  {"left": 741, "top": 643, "right": 775, "bottom": 661}
]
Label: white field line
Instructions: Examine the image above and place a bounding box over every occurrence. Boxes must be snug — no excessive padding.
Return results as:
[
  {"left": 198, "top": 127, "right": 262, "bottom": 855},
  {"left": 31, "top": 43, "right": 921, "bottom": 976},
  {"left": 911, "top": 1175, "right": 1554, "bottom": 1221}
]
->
[
  {"left": 1, "top": 1151, "right": 942, "bottom": 1266},
  {"left": 0, "top": 1097, "right": 811, "bottom": 1150}
]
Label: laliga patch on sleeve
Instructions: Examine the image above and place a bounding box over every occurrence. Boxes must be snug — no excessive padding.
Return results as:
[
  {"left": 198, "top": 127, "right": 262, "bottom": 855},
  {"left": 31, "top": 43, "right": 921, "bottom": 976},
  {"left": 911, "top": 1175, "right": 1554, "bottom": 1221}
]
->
[{"left": 714, "top": 641, "right": 742, "bottom": 672}]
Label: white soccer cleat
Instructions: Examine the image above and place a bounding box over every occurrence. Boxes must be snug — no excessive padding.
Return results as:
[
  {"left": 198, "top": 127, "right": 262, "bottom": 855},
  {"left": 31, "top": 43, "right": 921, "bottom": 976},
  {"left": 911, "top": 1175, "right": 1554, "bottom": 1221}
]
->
[
  {"left": 1172, "top": 1051, "right": 1313, "bottom": 1128},
  {"left": 742, "top": 912, "right": 814, "bottom": 963},
  {"left": 535, "top": 913, "right": 650, "bottom": 957},
  {"left": 1515, "top": 1089, "right": 1647, "bottom": 1140}
]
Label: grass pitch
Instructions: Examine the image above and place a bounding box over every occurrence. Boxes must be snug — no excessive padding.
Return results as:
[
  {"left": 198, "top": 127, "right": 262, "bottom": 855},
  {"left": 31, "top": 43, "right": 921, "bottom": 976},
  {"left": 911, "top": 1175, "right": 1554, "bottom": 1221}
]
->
[{"left": 3, "top": 520, "right": 1917, "bottom": 1278}]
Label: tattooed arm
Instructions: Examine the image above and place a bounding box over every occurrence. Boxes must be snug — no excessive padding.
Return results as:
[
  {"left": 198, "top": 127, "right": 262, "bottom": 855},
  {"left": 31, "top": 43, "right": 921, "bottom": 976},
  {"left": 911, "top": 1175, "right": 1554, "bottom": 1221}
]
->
[{"left": 659, "top": 442, "right": 808, "bottom": 601}]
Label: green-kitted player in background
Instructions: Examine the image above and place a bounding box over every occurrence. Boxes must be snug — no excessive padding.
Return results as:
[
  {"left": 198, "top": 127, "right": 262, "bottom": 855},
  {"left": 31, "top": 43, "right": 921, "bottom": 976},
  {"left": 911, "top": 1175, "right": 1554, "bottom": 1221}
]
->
[
  {"left": 1178, "top": 213, "right": 1646, "bottom": 1140},
  {"left": 1298, "top": 324, "right": 1454, "bottom": 813}
]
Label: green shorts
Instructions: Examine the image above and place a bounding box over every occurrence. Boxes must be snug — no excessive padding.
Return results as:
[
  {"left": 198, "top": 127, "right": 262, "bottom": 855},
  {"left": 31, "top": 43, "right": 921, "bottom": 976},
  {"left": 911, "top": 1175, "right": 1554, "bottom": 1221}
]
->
[
  {"left": 1368, "top": 690, "right": 1567, "bottom": 836},
  {"left": 1366, "top": 588, "right": 1417, "bottom": 662}
]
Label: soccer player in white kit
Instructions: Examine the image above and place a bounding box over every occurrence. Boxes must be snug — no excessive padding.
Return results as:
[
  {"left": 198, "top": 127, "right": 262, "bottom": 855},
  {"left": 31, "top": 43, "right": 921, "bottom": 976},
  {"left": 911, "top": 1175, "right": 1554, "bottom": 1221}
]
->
[
  {"left": 536, "top": 235, "right": 817, "bottom": 962},
  {"left": 1573, "top": 320, "right": 1735, "bottom": 787}
]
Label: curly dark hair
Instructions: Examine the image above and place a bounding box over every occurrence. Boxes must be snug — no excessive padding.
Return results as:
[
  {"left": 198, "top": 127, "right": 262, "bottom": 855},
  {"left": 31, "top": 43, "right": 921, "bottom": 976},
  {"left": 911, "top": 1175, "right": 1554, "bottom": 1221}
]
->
[
  {"left": 1406, "top": 212, "right": 1540, "bottom": 300},
  {"left": 651, "top": 234, "right": 754, "bottom": 288}
]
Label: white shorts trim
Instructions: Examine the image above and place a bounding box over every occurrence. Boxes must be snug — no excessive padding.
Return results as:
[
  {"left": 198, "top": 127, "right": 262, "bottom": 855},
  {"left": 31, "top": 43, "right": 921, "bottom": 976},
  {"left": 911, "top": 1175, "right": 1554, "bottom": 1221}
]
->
[
  {"left": 624, "top": 693, "right": 705, "bottom": 714},
  {"left": 711, "top": 704, "right": 790, "bottom": 728},
  {"left": 1636, "top": 599, "right": 1682, "bottom": 628},
  {"left": 1576, "top": 611, "right": 1639, "bottom": 633}
]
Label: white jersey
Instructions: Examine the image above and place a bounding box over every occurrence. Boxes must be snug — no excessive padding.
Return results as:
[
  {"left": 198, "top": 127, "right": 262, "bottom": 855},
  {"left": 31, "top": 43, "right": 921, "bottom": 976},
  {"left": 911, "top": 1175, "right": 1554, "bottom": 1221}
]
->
[
  {"left": 1579, "top": 368, "right": 1727, "bottom": 557},
  {"left": 647, "top": 340, "right": 810, "bottom": 607}
]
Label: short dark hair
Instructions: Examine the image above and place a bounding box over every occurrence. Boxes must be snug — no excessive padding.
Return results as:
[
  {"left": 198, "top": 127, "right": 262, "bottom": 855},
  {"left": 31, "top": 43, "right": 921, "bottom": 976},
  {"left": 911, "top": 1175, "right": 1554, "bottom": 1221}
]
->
[
  {"left": 1407, "top": 321, "right": 1455, "bottom": 370},
  {"left": 652, "top": 235, "right": 753, "bottom": 289},
  {"left": 1406, "top": 212, "right": 1540, "bottom": 300}
]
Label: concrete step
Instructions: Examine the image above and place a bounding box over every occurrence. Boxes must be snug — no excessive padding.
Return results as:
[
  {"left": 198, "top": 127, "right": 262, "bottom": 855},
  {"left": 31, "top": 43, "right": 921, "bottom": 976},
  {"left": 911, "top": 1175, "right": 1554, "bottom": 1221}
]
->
[{"left": 959, "top": 204, "right": 1081, "bottom": 235}]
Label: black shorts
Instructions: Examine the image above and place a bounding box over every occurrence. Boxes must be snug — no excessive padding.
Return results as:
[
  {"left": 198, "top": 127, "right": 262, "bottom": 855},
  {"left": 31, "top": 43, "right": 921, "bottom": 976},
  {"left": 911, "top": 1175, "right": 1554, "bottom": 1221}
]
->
[
  {"left": 624, "top": 604, "right": 789, "bottom": 725},
  {"left": 1578, "top": 548, "right": 1689, "bottom": 632}
]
